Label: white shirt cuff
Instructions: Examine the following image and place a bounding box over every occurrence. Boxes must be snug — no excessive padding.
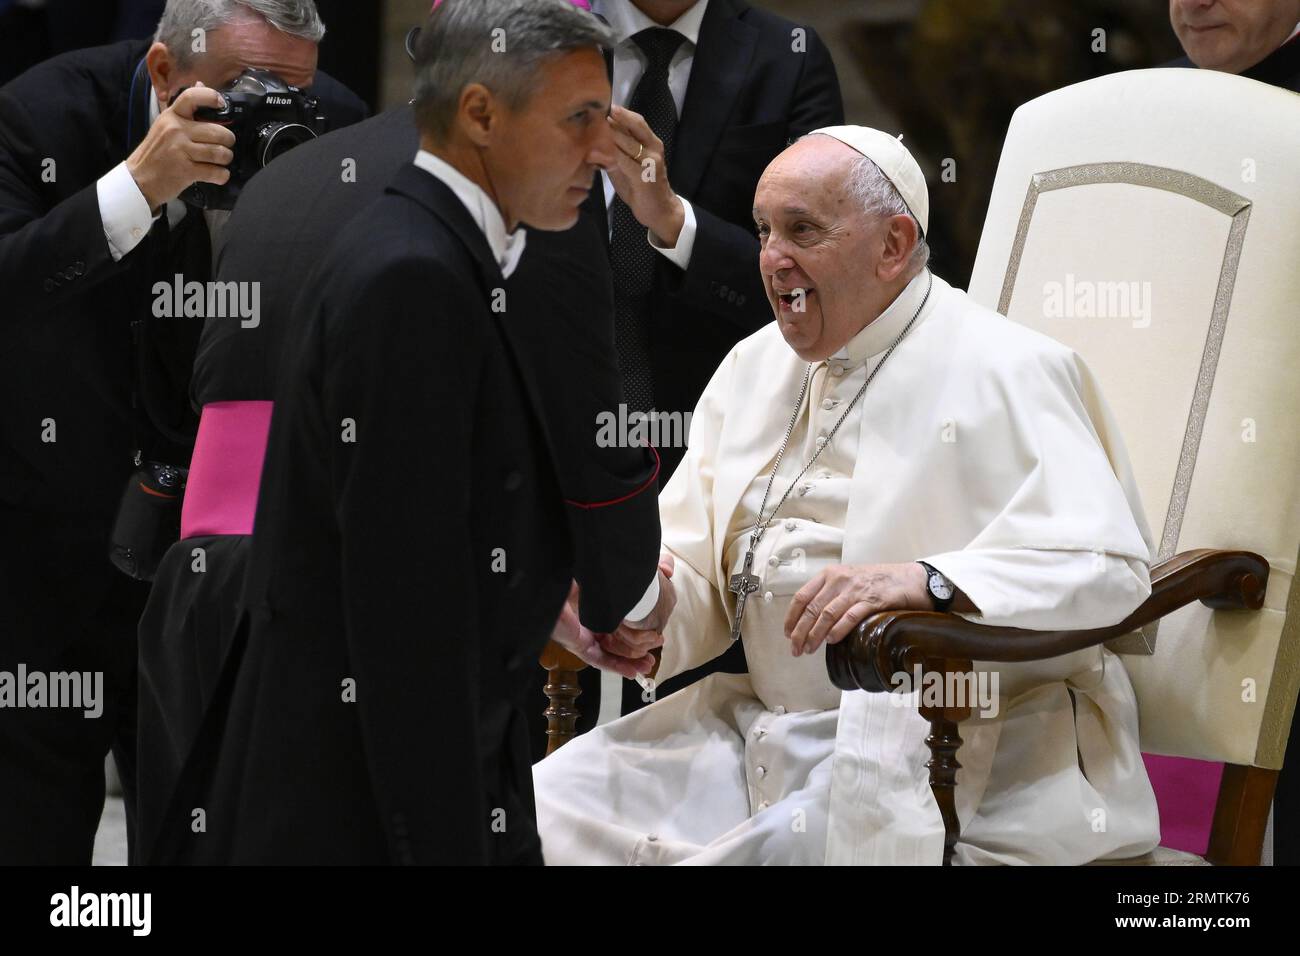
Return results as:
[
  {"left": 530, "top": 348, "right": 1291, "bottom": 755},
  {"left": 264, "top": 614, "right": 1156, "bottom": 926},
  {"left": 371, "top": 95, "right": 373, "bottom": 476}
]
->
[
  {"left": 624, "top": 573, "right": 661, "bottom": 624},
  {"left": 647, "top": 196, "right": 696, "bottom": 271},
  {"left": 97, "top": 161, "right": 159, "bottom": 262}
]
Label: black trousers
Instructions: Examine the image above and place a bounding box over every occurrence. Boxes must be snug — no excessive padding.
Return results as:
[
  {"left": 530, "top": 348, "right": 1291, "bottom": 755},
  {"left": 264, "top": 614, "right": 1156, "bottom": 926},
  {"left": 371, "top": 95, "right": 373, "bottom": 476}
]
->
[{"left": 0, "top": 511, "right": 146, "bottom": 864}]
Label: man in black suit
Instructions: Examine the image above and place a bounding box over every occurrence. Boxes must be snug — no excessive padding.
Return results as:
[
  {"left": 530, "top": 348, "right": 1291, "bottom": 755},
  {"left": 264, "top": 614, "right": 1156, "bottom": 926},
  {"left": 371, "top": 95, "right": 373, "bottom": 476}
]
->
[
  {"left": 0, "top": 0, "right": 364, "bottom": 864},
  {"left": 575, "top": 0, "right": 844, "bottom": 726},
  {"left": 151, "top": 0, "right": 668, "bottom": 865},
  {"left": 137, "top": 49, "right": 663, "bottom": 861}
]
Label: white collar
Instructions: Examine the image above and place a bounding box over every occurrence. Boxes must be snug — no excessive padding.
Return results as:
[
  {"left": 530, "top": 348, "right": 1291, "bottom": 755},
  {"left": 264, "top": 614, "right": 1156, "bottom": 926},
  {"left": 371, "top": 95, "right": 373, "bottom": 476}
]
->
[
  {"left": 830, "top": 268, "right": 933, "bottom": 369},
  {"left": 412, "top": 150, "right": 527, "bottom": 279},
  {"left": 594, "top": 0, "right": 709, "bottom": 48}
]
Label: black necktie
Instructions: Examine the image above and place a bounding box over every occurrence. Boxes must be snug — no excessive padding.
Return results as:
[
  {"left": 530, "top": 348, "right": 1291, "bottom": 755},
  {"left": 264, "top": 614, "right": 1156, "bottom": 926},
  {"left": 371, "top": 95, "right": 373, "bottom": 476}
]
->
[{"left": 610, "top": 27, "right": 686, "bottom": 414}]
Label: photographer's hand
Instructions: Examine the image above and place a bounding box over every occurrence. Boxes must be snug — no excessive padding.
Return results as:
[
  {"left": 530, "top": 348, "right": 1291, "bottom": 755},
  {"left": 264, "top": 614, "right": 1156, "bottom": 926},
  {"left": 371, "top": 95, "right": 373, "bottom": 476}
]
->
[{"left": 125, "top": 83, "right": 237, "bottom": 212}]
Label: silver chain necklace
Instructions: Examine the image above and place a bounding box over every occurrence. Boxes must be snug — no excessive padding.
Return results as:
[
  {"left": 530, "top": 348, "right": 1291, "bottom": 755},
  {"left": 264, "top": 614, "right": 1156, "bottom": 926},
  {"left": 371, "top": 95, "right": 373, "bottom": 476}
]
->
[{"left": 727, "top": 272, "right": 933, "bottom": 641}]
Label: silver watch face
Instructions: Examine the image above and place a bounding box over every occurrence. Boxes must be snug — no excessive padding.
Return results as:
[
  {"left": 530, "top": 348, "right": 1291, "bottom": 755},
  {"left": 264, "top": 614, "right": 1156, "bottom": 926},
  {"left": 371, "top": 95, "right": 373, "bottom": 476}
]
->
[{"left": 929, "top": 572, "right": 954, "bottom": 601}]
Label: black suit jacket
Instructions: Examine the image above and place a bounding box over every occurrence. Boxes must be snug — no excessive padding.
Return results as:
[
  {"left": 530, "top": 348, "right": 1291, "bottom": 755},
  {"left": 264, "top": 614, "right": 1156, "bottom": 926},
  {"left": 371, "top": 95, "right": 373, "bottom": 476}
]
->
[
  {"left": 199, "top": 104, "right": 661, "bottom": 631},
  {"left": 586, "top": 0, "right": 844, "bottom": 479},
  {"left": 136, "top": 107, "right": 662, "bottom": 857},
  {"left": 0, "top": 39, "right": 366, "bottom": 620},
  {"left": 163, "top": 166, "right": 581, "bottom": 864}
]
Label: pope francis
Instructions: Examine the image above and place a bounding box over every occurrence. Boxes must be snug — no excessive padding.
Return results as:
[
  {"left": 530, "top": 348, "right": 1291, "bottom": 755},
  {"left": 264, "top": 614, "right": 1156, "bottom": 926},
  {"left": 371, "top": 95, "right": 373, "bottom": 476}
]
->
[{"left": 533, "top": 126, "right": 1162, "bottom": 866}]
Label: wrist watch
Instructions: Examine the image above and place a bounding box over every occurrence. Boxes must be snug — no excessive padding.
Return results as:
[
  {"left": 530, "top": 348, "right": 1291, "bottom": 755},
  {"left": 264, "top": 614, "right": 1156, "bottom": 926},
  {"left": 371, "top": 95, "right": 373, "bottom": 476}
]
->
[{"left": 917, "top": 561, "right": 955, "bottom": 612}]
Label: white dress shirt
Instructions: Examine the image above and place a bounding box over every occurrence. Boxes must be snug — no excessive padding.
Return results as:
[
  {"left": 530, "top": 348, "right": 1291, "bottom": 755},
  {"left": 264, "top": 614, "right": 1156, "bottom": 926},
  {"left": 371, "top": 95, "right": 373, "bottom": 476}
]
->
[
  {"left": 96, "top": 89, "right": 221, "bottom": 264},
  {"left": 592, "top": 0, "right": 710, "bottom": 270},
  {"left": 412, "top": 149, "right": 527, "bottom": 278}
]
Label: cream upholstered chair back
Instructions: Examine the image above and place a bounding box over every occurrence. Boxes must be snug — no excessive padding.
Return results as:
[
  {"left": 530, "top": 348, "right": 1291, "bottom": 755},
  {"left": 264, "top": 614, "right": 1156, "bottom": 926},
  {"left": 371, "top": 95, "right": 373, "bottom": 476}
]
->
[{"left": 967, "top": 69, "right": 1300, "bottom": 771}]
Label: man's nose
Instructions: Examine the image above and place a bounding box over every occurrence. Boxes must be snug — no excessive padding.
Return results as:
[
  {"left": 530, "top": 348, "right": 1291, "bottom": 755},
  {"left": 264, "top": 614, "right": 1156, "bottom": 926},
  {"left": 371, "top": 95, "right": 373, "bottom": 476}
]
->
[
  {"left": 585, "top": 118, "right": 619, "bottom": 169},
  {"left": 759, "top": 236, "right": 796, "bottom": 276}
]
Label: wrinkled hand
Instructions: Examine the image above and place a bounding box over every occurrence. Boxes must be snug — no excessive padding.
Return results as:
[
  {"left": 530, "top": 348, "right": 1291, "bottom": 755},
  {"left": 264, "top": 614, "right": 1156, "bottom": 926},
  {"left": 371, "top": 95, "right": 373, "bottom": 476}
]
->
[
  {"left": 622, "top": 553, "right": 676, "bottom": 634},
  {"left": 784, "top": 563, "right": 931, "bottom": 657},
  {"left": 126, "top": 83, "right": 236, "bottom": 211},
  {"left": 603, "top": 105, "right": 685, "bottom": 247},
  {"left": 550, "top": 581, "right": 657, "bottom": 679}
]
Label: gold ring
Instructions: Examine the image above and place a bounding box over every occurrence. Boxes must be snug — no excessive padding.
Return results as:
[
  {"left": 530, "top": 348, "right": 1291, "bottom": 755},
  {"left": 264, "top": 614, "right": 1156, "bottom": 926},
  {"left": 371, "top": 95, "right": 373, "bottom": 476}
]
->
[{"left": 635, "top": 143, "right": 645, "bottom": 161}]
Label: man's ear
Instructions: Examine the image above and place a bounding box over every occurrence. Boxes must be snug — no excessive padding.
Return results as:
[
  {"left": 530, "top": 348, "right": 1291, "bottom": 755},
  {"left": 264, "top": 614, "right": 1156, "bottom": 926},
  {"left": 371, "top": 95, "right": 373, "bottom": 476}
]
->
[
  {"left": 144, "top": 41, "right": 178, "bottom": 105},
  {"left": 878, "top": 214, "right": 918, "bottom": 282},
  {"left": 457, "top": 83, "right": 497, "bottom": 147}
]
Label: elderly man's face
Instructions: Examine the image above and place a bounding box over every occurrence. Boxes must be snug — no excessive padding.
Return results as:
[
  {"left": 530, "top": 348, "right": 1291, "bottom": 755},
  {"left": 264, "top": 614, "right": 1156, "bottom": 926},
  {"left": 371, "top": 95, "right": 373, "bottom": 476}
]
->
[
  {"left": 487, "top": 48, "right": 615, "bottom": 231},
  {"left": 148, "top": 13, "right": 319, "bottom": 104},
  {"left": 754, "top": 137, "right": 912, "bottom": 363},
  {"left": 1170, "top": 0, "right": 1300, "bottom": 73}
]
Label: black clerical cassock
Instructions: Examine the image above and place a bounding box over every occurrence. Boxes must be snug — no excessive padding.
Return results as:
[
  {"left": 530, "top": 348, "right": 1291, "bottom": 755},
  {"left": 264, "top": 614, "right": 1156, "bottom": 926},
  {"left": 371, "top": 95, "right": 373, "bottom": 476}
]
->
[
  {"left": 137, "top": 105, "right": 662, "bottom": 864},
  {"left": 147, "top": 139, "right": 660, "bottom": 864}
]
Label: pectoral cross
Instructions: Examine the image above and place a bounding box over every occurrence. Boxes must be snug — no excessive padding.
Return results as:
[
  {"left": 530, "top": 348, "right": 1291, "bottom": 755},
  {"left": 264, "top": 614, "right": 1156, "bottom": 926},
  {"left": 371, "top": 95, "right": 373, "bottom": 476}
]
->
[{"left": 728, "top": 548, "right": 761, "bottom": 641}]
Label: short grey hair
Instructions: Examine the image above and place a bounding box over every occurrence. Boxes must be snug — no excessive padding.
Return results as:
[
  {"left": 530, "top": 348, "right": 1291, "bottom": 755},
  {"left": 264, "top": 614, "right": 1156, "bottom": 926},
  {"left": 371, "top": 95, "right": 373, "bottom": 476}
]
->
[
  {"left": 155, "top": 0, "right": 326, "bottom": 65},
  {"left": 412, "top": 0, "right": 614, "bottom": 143}
]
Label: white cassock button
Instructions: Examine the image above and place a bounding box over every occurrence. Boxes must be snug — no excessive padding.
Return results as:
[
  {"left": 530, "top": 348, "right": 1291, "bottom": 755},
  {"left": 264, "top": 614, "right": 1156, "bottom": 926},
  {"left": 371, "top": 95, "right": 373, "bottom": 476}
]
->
[
  {"left": 830, "top": 366, "right": 844, "bottom": 376},
  {"left": 646, "top": 833, "right": 659, "bottom": 842},
  {"left": 757, "top": 800, "right": 770, "bottom": 810},
  {"left": 773, "top": 705, "right": 786, "bottom": 716},
  {"left": 815, "top": 435, "right": 827, "bottom": 448},
  {"left": 763, "top": 591, "right": 773, "bottom": 603},
  {"left": 131, "top": 227, "right": 142, "bottom": 239},
  {"left": 821, "top": 399, "right": 834, "bottom": 410},
  {"left": 798, "top": 484, "right": 810, "bottom": 496},
  {"left": 784, "top": 519, "right": 796, "bottom": 531},
  {"left": 767, "top": 555, "right": 779, "bottom": 567},
  {"left": 755, "top": 765, "right": 767, "bottom": 779}
]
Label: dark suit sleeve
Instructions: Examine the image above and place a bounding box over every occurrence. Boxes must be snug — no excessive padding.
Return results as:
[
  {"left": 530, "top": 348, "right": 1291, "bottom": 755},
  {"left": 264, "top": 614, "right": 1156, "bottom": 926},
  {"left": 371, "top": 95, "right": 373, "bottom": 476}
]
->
[
  {"left": 665, "top": 24, "right": 845, "bottom": 334},
  {"left": 324, "top": 253, "right": 488, "bottom": 864},
  {"left": 0, "top": 89, "right": 127, "bottom": 322},
  {"left": 522, "top": 218, "right": 660, "bottom": 634},
  {"left": 516, "top": 218, "right": 662, "bottom": 632}
]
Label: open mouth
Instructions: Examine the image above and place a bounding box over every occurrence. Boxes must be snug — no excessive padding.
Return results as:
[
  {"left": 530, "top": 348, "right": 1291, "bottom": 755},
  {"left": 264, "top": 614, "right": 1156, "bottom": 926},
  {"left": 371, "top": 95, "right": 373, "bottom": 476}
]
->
[{"left": 776, "top": 287, "right": 815, "bottom": 311}]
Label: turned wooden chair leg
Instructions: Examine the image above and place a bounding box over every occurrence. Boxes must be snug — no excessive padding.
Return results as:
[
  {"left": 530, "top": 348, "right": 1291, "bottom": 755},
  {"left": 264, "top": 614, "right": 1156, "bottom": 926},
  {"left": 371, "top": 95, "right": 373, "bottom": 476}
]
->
[
  {"left": 539, "top": 642, "right": 586, "bottom": 756},
  {"left": 917, "top": 658, "right": 973, "bottom": 866}
]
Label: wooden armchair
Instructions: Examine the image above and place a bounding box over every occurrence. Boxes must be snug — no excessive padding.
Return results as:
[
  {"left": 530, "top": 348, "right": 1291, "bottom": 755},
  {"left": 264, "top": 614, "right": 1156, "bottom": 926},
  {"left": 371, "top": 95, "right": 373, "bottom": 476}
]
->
[{"left": 826, "top": 549, "right": 1272, "bottom": 865}]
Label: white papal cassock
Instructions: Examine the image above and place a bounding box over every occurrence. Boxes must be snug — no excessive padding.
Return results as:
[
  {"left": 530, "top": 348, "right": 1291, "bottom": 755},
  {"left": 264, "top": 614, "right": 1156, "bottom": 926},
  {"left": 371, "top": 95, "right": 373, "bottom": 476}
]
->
[{"left": 534, "top": 270, "right": 1162, "bottom": 865}]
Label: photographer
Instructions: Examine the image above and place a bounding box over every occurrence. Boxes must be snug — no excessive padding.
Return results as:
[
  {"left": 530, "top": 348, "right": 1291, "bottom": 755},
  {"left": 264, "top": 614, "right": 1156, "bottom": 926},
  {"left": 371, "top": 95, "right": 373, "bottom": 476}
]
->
[{"left": 0, "top": 0, "right": 365, "bottom": 865}]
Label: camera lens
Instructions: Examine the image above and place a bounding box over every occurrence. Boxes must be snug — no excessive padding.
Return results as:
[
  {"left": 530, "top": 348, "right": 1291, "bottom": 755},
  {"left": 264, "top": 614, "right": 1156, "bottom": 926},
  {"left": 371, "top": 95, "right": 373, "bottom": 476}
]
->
[{"left": 257, "top": 122, "right": 319, "bottom": 169}]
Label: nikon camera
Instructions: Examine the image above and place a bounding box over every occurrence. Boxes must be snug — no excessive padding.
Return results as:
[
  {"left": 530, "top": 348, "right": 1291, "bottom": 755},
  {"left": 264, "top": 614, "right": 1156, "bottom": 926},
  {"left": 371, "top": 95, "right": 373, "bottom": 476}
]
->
[{"left": 180, "top": 68, "right": 329, "bottom": 210}]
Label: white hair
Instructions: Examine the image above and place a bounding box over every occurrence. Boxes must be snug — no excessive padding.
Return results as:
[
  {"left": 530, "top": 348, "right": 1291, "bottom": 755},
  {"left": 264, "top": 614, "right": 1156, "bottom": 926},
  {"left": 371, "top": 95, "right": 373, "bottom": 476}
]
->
[
  {"left": 845, "top": 153, "right": 930, "bottom": 273},
  {"left": 798, "top": 133, "right": 930, "bottom": 274},
  {"left": 154, "top": 0, "right": 326, "bottom": 65}
]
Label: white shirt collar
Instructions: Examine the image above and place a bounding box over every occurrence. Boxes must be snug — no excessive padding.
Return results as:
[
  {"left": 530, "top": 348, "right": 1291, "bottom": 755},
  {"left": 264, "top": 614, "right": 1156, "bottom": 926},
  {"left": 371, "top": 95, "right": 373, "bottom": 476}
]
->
[
  {"left": 594, "top": 0, "right": 709, "bottom": 48},
  {"left": 412, "top": 150, "right": 527, "bottom": 279},
  {"left": 830, "top": 268, "right": 933, "bottom": 369}
]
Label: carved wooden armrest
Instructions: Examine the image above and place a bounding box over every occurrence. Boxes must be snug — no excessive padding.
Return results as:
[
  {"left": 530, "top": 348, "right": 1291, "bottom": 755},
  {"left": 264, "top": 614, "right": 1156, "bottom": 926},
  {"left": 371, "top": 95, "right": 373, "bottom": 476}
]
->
[{"left": 824, "top": 549, "right": 1269, "bottom": 864}]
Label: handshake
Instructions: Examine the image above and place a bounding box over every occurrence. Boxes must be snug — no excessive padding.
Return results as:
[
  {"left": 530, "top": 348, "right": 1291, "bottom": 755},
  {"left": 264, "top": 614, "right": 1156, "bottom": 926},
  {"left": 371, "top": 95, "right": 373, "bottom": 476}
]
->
[{"left": 550, "top": 554, "right": 678, "bottom": 680}]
